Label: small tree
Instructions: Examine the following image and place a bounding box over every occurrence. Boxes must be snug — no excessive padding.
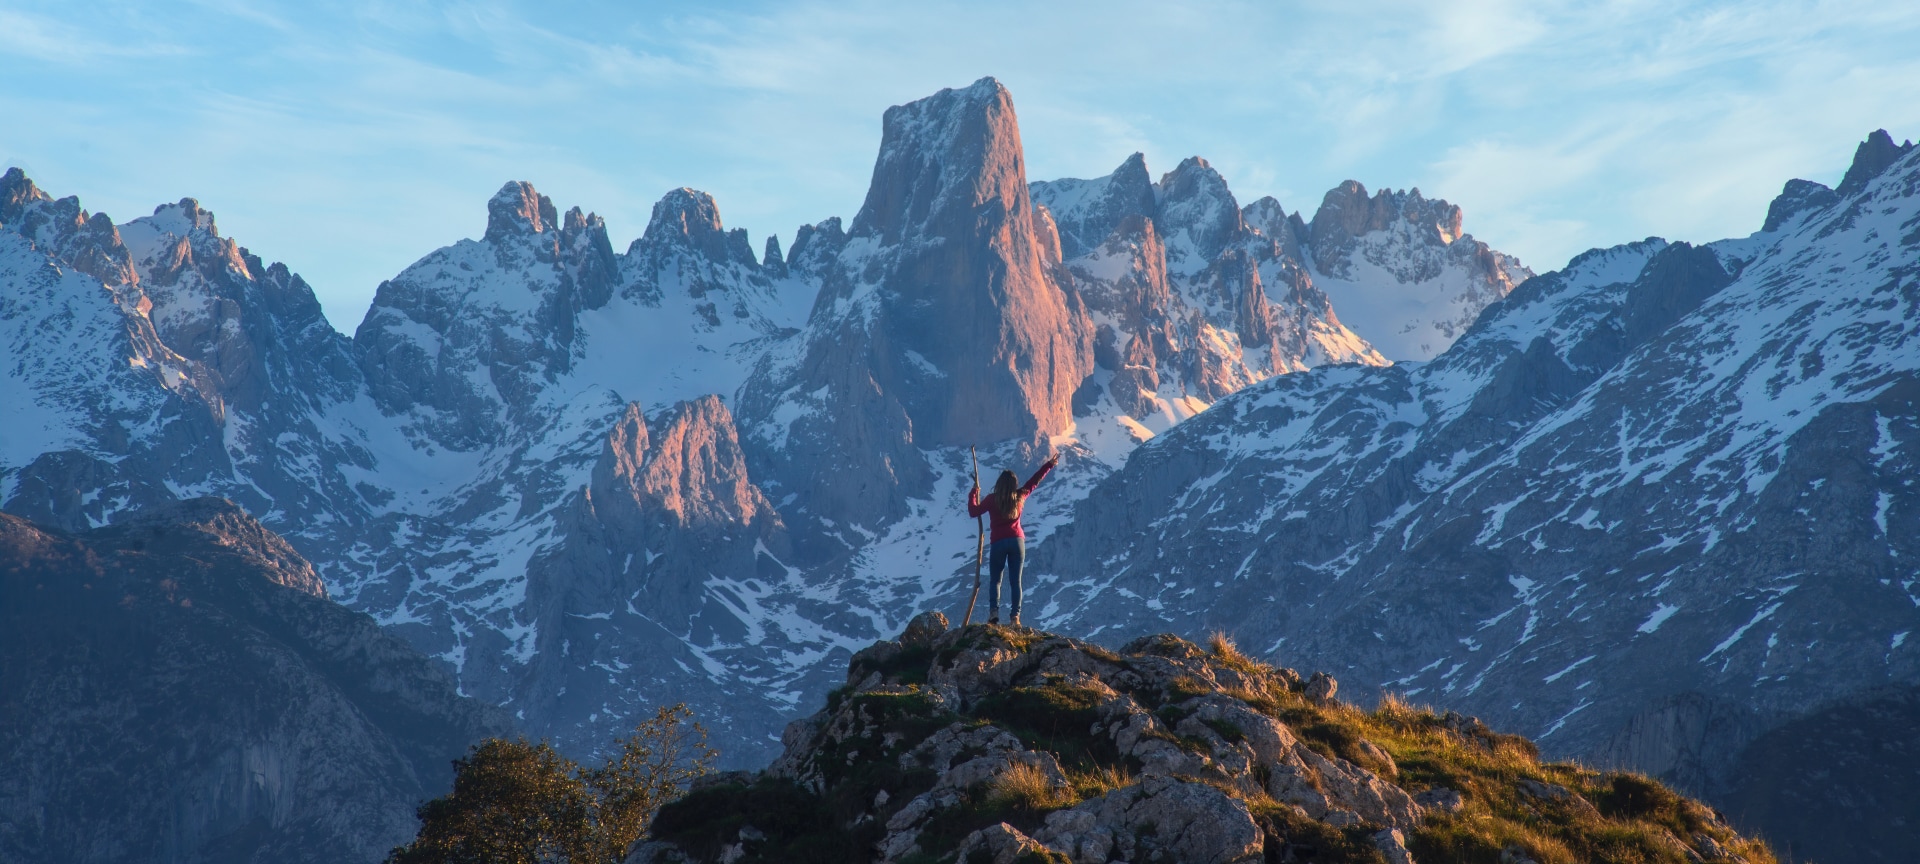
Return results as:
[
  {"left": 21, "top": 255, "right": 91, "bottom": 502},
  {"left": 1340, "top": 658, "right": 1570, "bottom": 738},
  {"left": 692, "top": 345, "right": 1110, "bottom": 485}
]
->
[
  {"left": 389, "top": 704, "right": 718, "bottom": 864},
  {"left": 587, "top": 704, "right": 719, "bottom": 859},
  {"left": 389, "top": 738, "right": 595, "bottom": 864}
]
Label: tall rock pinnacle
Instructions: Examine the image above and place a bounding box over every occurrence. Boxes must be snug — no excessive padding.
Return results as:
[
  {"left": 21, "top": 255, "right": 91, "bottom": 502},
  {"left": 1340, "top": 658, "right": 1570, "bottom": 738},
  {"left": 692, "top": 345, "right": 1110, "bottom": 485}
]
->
[
  {"left": 844, "top": 76, "right": 1093, "bottom": 446},
  {"left": 737, "top": 77, "right": 1095, "bottom": 532}
]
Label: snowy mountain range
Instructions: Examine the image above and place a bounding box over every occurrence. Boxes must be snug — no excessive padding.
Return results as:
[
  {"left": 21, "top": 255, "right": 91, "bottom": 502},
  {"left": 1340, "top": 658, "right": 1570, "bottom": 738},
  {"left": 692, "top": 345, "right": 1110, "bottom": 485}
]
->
[{"left": 3, "top": 78, "right": 1914, "bottom": 854}]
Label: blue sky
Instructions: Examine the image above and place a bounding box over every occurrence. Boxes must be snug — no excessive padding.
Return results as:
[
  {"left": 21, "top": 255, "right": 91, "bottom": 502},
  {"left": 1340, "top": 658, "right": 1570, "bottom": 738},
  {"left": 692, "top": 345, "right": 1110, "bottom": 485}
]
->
[{"left": 5, "top": 0, "right": 1917, "bottom": 333}]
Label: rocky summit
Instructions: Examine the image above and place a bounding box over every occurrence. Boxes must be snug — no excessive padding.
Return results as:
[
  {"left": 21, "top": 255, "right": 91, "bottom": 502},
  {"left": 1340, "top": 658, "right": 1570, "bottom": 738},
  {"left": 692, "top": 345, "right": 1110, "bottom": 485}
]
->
[{"left": 631, "top": 614, "right": 1775, "bottom": 864}]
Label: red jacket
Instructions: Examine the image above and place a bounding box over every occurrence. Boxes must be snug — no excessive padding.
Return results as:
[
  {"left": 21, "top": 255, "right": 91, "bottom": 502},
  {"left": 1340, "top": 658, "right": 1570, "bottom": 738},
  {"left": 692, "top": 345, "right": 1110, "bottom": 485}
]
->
[{"left": 968, "top": 461, "right": 1055, "bottom": 542}]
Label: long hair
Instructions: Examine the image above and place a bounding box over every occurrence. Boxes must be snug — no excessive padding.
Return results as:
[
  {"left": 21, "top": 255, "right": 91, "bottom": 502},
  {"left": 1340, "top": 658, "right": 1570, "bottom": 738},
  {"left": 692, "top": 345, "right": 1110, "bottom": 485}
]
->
[{"left": 992, "top": 469, "right": 1023, "bottom": 520}]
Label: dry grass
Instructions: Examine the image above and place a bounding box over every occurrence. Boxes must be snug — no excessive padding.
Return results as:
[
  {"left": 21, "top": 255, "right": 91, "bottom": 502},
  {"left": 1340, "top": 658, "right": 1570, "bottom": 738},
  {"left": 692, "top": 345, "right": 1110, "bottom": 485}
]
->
[
  {"left": 1205, "top": 631, "right": 1271, "bottom": 676},
  {"left": 1146, "top": 659, "right": 1783, "bottom": 864},
  {"left": 988, "top": 761, "right": 1076, "bottom": 811},
  {"left": 1066, "top": 763, "right": 1132, "bottom": 801},
  {"left": 1270, "top": 690, "right": 1782, "bottom": 864}
]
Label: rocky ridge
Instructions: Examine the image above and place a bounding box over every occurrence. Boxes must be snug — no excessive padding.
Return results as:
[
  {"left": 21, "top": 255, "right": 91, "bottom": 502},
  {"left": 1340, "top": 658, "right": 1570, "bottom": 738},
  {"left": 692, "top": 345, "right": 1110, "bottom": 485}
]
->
[
  {"left": 631, "top": 614, "right": 1774, "bottom": 864},
  {"left": 0, "top": 499, "right": 511, "bottom": 864}
]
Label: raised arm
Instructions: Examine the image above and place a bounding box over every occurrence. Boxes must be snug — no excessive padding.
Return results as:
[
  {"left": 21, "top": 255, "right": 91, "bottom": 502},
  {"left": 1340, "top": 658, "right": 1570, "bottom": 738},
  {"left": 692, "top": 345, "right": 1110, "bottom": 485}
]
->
[{"left": 1020, "top": 455, "right": 1060, "bottom": 495}]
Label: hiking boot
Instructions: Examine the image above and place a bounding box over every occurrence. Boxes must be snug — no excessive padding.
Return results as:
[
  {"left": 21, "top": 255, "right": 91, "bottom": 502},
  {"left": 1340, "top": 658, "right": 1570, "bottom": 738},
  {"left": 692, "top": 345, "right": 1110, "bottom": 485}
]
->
[
  {"left": 1009, "top": 612, "right": 1022, "bottom": 628},
  {"left": 987, "top": 612, "right": 999, "bottom": 625}
]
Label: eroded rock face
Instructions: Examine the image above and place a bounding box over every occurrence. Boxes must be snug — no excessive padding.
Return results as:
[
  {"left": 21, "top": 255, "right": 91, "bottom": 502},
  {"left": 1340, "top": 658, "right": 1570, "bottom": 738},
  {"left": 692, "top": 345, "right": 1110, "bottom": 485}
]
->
[
  {"left": 1030, "top": 153, "right": 1387, "bottom": 438},
  {"left": 848, "top": 77, "right": 1091, "bottom": 450},
  {"left": 355, "top": 180, "right": 621, "bottom": 448},
  {"left": 518, "top": 395, "right": 792, "bottom": 752},
  {"left": 1036, "top": 776, "right": 1264, "bottom": 864}
]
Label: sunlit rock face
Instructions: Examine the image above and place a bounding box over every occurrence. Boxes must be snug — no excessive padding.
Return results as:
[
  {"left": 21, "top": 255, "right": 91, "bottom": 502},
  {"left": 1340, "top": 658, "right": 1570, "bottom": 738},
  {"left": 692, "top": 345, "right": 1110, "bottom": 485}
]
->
[
  {"left": 737, "top": 77, "right": 1096, "bottom": 537},
  {"left": 1031, "top": 154, "right": 1385, "bottom": 445},
  {"left": 843, "top": 76, "right": 1093, "bottom": 447}
]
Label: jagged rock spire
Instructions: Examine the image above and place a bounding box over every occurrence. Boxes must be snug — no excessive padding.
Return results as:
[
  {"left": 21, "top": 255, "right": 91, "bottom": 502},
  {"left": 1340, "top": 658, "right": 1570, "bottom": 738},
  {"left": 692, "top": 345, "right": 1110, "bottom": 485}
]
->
[
  {"left": 485, "top": 180, "right": 557, "bottom": 241},
  {"left": 839, "top": 75, "right": 1093, "bottom": 446},
  {"left": 1836, "top": 128, "right": 1916, "bottom": 197}
]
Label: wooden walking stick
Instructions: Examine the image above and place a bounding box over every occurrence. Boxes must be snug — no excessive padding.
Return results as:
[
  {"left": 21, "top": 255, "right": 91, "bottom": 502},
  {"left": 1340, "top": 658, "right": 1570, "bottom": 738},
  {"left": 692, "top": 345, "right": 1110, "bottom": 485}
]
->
[{"left": 962, "top": 446, "right": 984, "bottom": 626}]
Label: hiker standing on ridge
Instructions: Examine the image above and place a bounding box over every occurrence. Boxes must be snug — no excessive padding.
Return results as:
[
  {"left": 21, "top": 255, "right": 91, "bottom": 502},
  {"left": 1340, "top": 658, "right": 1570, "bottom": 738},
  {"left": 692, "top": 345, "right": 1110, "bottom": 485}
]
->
[{"left": 967, "top": 454, "right": 1059, "bottom": 627}]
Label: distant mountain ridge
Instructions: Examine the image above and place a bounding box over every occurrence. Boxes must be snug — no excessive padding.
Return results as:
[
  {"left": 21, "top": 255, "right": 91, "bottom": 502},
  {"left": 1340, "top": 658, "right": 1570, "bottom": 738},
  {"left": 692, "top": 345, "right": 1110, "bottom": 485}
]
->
[{"left": 3, "top": 77, "right": 1913, "bottom": 858}]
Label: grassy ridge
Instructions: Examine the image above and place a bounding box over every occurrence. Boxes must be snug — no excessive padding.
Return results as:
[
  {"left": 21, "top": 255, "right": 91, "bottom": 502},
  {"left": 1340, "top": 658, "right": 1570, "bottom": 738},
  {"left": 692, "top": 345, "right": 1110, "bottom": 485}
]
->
[{"left": 646, "top": 626, "right": 1776, "bottom": 864}]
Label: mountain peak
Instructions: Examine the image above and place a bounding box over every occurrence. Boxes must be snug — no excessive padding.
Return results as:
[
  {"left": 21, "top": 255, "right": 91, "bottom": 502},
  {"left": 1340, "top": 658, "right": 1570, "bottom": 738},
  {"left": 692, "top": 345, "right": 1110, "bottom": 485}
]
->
[
  {"left": 1242, "top": 196, "right": 1307, "bottom": 257},
  {"left": 1154, "top": 155, "right": 1245, "bottom": 267},
  {"left": 639, "top": 187, "right": 747, "bottom": 264},
  {"left": 1, "top": 167, "right": 52, "bottom": 225},
  {"left": 146, "top": 197, "right": 219, "bottom": 237},
  {"left": 851, "top": 76, "right": 1024, "bottom": 244},
  {"left": 484, "top": 180, "right": 557, "bottom": 241},
  {"left": 1835, "top": 128, "right": 1917, "bottom": 197},
  {"left": 1762, "top": 178, "right": 1840, "bottom": 232},
  {"left": 1027, "top": 152, "right": 1157, "bottom": 260},
  {"left": 1310, "top": 180, "right": 1465, "bottom": 254}
]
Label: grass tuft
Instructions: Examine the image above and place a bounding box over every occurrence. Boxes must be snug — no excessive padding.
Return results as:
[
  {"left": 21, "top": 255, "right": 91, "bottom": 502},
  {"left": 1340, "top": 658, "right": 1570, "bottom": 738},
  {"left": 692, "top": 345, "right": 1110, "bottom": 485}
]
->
[
  {"left": 1067, "top": 763, "right": 1132, "bottom": 800},
  {"left": 988, "top": 761, "right": 1075, "bottom": 811}
]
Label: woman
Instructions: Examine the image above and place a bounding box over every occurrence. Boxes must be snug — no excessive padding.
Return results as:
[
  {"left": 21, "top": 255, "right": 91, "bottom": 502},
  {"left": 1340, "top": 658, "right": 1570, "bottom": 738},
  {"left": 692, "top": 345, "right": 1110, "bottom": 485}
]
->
[{"left": 967, "top": 454, "right": 1059, "bottom": 627}]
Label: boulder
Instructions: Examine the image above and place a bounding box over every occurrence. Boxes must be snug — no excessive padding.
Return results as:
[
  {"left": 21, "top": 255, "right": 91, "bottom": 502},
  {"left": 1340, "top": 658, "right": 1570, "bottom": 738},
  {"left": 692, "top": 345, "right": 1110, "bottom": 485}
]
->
[
  {"left": 1270, "top": 744, "right": 1423, "bottom": 831},
  {"left": 1035, "top": 776, "right": 1263, "bottom": 864},
  {"left": 1306, "top": 671, "right": 1338, "bottom": 703},
  {"left": 1372, "top": 828, "right": 1416, "bottom": 864},
  {"left": 1413, "top": 785, "right": 1465, "bottom": 813},
  {"left": 900, "top": 610, "right": 948, "bottom": 647},
  {"left": 955, "top": 823, "right": 1059, "bottom": 864}
]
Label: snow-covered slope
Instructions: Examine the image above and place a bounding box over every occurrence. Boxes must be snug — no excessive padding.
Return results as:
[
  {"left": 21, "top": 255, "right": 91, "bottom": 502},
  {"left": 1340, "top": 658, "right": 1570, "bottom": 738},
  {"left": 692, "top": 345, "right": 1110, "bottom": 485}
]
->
[{"left": 1022, "top": 131, "right": 1920, "bottom": 853}]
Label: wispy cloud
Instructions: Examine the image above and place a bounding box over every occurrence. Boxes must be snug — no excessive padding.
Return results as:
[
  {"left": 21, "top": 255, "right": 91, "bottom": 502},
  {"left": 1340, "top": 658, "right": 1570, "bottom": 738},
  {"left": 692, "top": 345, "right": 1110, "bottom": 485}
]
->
[{"left": 0, "top": 7, "right": 190, "bottom": 63}]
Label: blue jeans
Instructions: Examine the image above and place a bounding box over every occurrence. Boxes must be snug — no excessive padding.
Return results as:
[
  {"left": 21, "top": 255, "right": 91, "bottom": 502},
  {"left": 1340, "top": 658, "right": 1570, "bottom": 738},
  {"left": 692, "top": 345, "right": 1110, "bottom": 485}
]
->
[{"left": 989, "top": 537, "right": 1025, "bottom": 618}]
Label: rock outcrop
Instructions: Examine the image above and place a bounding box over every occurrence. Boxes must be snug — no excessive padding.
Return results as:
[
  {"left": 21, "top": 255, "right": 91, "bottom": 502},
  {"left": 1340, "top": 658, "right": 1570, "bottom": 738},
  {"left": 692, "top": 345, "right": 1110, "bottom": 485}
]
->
[
  {"left": 514, "top": 395, "right": 801, "bottom": 751},
  {"left": 0, "top": 499, "right": 512, "bottom": 864},
  {"left": 636, "top": 618, "right": 1774, "bottom": 863}
]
